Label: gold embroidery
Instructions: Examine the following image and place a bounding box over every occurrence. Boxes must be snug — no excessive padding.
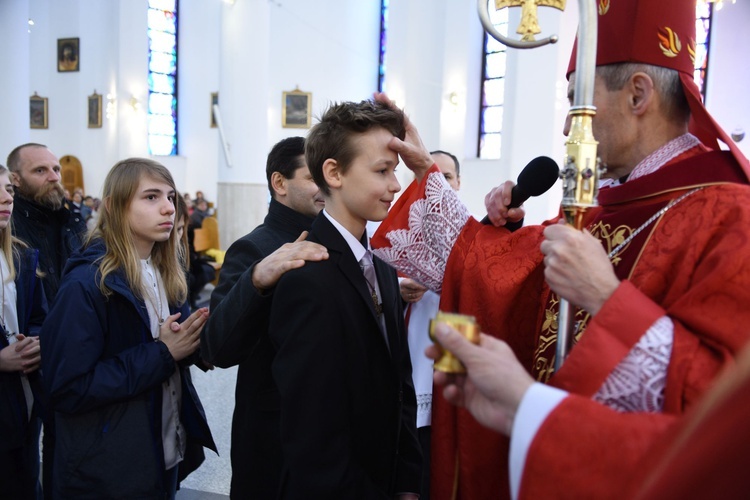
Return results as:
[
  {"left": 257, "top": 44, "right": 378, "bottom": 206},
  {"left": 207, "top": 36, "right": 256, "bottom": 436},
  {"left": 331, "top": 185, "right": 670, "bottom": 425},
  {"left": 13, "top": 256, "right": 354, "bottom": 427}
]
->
[
  {"left": 533, "top": 294, "right": 593, "bottom": 380},
  {"left": 588, "top": 221, "right": 634, "bottom": 266},
  {"left": 658, "top": 26, "right": 682, "bottom": 58}
]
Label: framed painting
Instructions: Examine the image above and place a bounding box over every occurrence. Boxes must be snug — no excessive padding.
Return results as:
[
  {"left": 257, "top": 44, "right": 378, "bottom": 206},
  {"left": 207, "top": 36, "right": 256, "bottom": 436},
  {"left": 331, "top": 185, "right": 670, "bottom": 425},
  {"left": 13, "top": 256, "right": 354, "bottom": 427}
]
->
[
  {"left": 210, "top": 92, "right": 219, "bottom": 128},
  {"left": 282, "top": 88, "right": 312, "bottom": 129},
  {"left": 30, "top": 94, "right": 48, "bottom": 129},
  {"left": 88, "top": 91, "right": 102, "bottom": 128},
  {"left": 58, "top": 37, "right": 80, "bottom": 72}
]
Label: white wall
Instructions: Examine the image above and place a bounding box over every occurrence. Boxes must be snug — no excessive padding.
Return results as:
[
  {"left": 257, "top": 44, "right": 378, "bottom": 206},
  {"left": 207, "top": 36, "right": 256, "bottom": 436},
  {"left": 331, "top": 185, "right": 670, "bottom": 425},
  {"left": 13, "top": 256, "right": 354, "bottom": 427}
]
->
[
  {"left": 705, "top": 1, "right": 750, "bottom": 160},
  {"left": 177, "top": 0, "right": 220, "bottom": 196}
]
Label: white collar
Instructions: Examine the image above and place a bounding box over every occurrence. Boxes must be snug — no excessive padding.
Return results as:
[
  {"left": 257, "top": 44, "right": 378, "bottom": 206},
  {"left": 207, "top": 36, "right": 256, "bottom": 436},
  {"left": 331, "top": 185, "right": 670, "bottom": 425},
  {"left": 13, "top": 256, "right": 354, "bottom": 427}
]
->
[{"left": 322, "top": 209, "right": 368, "bottom": 262}]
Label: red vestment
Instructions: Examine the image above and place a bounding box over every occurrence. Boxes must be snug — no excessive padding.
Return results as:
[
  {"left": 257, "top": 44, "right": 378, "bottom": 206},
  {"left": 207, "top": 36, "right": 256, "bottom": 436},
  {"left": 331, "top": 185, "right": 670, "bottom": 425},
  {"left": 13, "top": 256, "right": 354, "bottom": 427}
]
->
[
  {"left": 631, "top": 341, "right": 750, "bottom": 499},
  {"left": 372, "top": 150, "right": 750, "bottom": 499}
]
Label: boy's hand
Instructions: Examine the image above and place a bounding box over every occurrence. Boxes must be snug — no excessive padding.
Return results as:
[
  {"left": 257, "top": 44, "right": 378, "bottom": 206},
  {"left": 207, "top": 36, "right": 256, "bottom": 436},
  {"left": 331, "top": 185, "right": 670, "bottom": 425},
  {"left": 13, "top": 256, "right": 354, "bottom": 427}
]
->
[
  {"left": 159, "top": 308, "right": 209, "bottom": 362},
  {"left": 373, "top": 92, "right": 434, "bottom": 182},
  {"left": 0, "top": 334, "right": 41, "bottom": 374},
  {"left": 252, "top": 231, "right": 328, "bottom": 291}
]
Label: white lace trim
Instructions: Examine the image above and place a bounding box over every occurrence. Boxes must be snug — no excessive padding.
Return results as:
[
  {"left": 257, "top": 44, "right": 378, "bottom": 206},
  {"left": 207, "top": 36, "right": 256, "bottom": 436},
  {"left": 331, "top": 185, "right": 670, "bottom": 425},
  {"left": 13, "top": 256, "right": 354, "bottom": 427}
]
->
[
  {"left": 416, "top": 393, "right": 432, "bottom": 428},
  {"left": 373, "top": 171, "right": 470, "bottom": 293},
  {"left": 628, "top": 133, "right": 701, "bottom": 181},
  {"left": 601, "top": 133, "right": 700, "bottom": 188},
  {"left": 593, "top": 316, "right": 673, "bottom": 412}
]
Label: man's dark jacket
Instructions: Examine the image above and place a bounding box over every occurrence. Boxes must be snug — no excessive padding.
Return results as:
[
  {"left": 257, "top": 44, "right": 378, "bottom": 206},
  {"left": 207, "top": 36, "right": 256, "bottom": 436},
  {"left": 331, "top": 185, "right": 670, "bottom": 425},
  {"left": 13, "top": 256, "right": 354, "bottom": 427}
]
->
[
  {"left": 202, "top": 198, "right": 313, "bottom": 499},
  {"left": 12, "top": 195, "right": 86, "bottom": 303}
]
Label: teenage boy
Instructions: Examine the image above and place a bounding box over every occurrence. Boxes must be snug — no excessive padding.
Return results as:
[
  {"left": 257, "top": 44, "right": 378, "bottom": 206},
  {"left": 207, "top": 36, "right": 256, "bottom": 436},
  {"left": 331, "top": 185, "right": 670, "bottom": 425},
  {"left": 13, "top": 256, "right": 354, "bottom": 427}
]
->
[{"left": 268, "top": 100, "right": 422, "bottom": 499}]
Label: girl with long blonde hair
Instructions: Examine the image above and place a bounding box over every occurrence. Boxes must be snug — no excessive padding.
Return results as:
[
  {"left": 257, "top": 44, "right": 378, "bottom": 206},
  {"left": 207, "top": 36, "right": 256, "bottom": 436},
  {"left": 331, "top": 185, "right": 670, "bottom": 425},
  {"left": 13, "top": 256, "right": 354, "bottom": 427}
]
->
[
  {"left": 41, "top": 158, "right": 215, "bottom": 498},
  {"left": 0, "top": 163, "right": 47, "bottom": 500}
]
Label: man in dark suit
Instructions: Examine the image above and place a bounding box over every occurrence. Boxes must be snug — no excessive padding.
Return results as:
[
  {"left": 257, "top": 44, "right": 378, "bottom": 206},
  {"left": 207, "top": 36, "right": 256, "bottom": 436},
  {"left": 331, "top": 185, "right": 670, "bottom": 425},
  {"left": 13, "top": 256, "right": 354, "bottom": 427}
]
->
[
  {"left": 268, "top": 100, "right": 422, "bottom": 498},
  {"left": 201, "top": 136, "right": 328, "bottom": 498}
]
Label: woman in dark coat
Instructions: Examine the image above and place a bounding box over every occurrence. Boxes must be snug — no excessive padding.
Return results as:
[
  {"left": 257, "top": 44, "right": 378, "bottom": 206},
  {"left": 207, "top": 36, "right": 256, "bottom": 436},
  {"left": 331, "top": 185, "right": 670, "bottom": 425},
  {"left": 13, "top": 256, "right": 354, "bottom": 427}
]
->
[{"left": 0, "top": 164, "right": 47, "bottom": 500}]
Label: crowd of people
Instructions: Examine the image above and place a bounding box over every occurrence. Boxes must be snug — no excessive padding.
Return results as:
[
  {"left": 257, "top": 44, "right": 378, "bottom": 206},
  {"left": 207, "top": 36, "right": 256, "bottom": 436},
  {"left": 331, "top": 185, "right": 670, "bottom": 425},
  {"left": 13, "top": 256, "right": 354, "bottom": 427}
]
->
[{"left": 3, "top": 0, "right": 749, "bottom": 498}]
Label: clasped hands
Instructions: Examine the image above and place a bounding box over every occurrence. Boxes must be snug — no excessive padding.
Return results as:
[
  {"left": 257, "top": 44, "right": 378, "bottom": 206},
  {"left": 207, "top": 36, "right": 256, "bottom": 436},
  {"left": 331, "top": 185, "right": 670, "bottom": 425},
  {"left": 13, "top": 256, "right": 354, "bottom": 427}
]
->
[{"left": 0, "top": 334, "right": 41, "bottom": 374}]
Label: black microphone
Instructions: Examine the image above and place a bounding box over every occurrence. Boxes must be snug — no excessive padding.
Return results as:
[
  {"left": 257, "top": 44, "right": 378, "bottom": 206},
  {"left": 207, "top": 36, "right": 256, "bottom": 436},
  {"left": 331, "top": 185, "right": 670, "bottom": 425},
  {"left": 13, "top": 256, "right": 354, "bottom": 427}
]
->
[
  {"left": 508, "top": 156, "right": 560, "bottom": 208},
  {"left": 482, "top": 156, "right": 559, "bottom": 228}
]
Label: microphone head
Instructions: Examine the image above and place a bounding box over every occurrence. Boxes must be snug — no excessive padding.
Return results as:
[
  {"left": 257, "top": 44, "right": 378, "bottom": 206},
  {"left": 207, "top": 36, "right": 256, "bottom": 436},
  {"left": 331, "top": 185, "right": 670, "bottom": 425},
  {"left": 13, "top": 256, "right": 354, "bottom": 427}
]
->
[{"left": 517, "top": 156, "right": 559, "bottom": 197}]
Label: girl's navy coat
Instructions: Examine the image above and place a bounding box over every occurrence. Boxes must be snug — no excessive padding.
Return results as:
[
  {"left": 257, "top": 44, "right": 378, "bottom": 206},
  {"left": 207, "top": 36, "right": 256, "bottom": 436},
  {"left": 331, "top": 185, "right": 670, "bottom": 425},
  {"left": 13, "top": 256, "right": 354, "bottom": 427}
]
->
[
  {"left": 0, "top": 248, "right": 46, "bottom": 448},
  {"left": 41, "top": 241, "right": 216, "bottom": 499}
]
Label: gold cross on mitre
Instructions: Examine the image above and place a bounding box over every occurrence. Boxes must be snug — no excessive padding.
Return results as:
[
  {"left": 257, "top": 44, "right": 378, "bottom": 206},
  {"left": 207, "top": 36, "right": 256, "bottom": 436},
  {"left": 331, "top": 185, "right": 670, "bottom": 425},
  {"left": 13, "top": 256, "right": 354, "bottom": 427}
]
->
[{"left": 494, "top": 0, "right": 567, "bottom": 42}]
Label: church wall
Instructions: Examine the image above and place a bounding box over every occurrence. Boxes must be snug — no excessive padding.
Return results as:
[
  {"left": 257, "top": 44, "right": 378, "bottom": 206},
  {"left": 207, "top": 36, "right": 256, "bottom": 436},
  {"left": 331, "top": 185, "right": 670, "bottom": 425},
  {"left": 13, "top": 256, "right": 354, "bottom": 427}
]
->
[{"left": 705, "top": 1, "right": 750, "bottom": 161}]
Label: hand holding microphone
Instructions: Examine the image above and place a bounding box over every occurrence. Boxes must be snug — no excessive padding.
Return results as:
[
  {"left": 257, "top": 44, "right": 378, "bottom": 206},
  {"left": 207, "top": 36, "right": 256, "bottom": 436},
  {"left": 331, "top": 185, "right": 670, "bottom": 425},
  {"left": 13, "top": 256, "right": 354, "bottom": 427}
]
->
[{"left": 484, "top": 156, "right": 559, "bottom": 228}]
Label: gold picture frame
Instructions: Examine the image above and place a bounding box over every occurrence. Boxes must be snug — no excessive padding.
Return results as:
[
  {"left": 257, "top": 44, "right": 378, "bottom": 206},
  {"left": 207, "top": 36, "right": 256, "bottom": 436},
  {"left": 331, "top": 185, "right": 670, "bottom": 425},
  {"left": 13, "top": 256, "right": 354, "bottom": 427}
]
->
[
  {"left": 30, "top": 93, "right": 48, "bottom": 129},
  {"left": 282, "top": 88, "right": 312, "bottom": 129},
  {"left": 88, "top": 91, "right": 102, "bottom": 128},
  {"left": 210, "top": 92, "right": 219, "bottom": 128},
  {"left": 57, "top": 37, "right": 80, "bottom": 72}
]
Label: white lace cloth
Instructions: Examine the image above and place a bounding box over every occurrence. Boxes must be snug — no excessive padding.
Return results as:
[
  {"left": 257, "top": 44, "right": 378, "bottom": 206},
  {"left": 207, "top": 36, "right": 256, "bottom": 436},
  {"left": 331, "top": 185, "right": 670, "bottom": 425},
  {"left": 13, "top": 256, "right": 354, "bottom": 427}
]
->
[
  {"left": 600, "top": 133, "right": 700, "bottom": 188},
  {"left": 593, "top": 316, "right": 672, "bottom": 412},
  {"left": 373, "top": 171, "right": 470, "bottom": 294},
  {"left": 374, "top": 164, "right": 678, "bottom": 413}
]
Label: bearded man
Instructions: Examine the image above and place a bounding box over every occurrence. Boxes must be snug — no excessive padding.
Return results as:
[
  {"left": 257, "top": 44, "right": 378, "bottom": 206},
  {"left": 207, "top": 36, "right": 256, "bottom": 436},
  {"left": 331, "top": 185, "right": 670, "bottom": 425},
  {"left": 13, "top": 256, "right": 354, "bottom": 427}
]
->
[
  {"left": 6, "top": 143, "right": 86, "bottom": 305},
  {"left": 6, "top": 143, "right": 87, "bottom": 500}
]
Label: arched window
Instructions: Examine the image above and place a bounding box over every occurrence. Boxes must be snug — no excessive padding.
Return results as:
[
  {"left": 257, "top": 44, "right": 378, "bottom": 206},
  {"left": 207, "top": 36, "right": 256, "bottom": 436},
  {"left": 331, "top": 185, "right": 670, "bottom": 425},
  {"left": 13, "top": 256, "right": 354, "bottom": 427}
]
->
[
  {"left": 478, "top": 7, "right": 508, "bottom": 159},
  {"left": 378, "top": 0, "right": 389, "bottom": 93},
  {"left": 694, "top": 1, "right": 713, "bottom": 100},
  {"left": 147, "top": 0, "right": 178, "bottom": 156}
]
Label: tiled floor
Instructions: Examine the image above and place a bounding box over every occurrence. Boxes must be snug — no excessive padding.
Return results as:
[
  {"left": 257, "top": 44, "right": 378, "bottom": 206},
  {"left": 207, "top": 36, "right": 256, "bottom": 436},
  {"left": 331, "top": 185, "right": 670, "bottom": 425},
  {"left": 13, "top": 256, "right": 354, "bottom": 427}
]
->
[{"left": 177, "top": 284, "right": 235, "bottom": 499}]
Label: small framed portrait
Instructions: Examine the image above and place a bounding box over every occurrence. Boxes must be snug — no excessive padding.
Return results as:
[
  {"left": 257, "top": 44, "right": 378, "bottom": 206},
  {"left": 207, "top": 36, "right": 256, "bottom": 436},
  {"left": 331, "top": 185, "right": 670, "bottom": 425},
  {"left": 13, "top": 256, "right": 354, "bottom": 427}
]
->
[
  {"left": 57, "top": 37, "right": 80, "bottom": 72},
  {"left": 282, "top": 88, "right": 312, "bottom": 129},
  {"left": 88, "top": 91, "right": 102, "bottom": 128},
  {"left": 210, "top": 92, "right": 219, "bottom": 128},
  {"left": 30, "top": 93, "right": 48, "bottom": 129}
]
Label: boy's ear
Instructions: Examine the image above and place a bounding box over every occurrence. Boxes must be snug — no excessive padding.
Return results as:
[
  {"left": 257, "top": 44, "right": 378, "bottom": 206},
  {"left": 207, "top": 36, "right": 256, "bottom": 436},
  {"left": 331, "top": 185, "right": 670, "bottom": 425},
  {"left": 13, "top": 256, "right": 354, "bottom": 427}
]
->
[
  {"left": 270, "top": 171, "right": 287, "bottom": 197},
  {"left": 322, "top": 159, "right": 342, "bottom": 190}
]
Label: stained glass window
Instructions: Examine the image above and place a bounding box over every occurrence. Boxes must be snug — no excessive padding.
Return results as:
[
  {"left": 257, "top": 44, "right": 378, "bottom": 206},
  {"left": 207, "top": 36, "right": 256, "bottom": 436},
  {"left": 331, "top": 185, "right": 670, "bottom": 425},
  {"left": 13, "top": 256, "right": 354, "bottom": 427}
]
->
[
  {"left": 148, "top": 0, "right": 178, "bottom": 156},
  {"left": 378, "top": 0, "right": 389, "bottom": 92},
  {"left": 694, "top": 1, "right": 712, "bottom": 100},
  {"left": 479, "top": 6, "right": 508, "bottom": 159}
]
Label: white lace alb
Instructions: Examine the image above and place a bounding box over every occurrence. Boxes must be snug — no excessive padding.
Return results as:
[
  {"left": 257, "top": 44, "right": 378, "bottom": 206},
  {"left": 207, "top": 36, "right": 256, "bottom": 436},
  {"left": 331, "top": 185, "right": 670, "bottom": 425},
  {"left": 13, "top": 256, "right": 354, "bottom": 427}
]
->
[
  {"left": 593, "top": 316, "right": 672, "bottom": 412},
  {"left": 372, "top": 171, "right": 469, "bottom": 293}
]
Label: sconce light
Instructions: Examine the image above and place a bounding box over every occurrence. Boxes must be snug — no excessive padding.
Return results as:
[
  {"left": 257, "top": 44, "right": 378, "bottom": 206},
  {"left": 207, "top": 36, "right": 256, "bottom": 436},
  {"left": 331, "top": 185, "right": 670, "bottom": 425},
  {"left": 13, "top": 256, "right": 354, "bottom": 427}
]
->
[
  {"left": 704, "top": 0, "right": 736, "bottom": 10},
  {"left": 731, "top": 127, "right": 745, "bottom": 143},
  {"left": 448, "top": 92, "right": 460, "bottom": 107},
  {"left": 106, "top": 93, "right": 117, "bottom": 120},
  {"left": 129, "top": 96, "right": 141, "bottom": 112}
]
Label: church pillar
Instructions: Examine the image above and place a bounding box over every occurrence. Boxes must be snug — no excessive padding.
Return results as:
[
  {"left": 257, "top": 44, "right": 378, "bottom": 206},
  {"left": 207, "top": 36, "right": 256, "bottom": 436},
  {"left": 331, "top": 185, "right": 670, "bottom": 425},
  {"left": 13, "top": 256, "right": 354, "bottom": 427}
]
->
[{"left": 216, "top": 0, "right": 272, "bottom": 249}]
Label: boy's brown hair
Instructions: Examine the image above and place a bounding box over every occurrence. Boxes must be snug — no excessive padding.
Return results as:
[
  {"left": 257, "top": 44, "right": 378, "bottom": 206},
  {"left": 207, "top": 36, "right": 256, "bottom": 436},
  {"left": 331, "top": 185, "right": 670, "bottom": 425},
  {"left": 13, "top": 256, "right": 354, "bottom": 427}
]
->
[{"left": 305, "top": 100, "right": 405, "bottom": 196}]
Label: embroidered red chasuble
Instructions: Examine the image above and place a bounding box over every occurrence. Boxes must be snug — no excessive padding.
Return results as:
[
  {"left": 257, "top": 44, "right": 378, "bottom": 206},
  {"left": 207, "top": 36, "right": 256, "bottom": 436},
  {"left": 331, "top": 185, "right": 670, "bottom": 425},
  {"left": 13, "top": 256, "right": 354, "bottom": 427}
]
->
[{"left": 373, "top": 151, "right": 750, "bottom": 499}]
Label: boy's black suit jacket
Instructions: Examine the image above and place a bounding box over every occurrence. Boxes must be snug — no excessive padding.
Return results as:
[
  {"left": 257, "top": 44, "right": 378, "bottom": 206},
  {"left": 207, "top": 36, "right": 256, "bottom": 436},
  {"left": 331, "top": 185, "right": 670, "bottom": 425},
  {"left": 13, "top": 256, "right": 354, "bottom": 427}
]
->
[{"left": 269, "top": 213, "right": 422, "bottom": 499}]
